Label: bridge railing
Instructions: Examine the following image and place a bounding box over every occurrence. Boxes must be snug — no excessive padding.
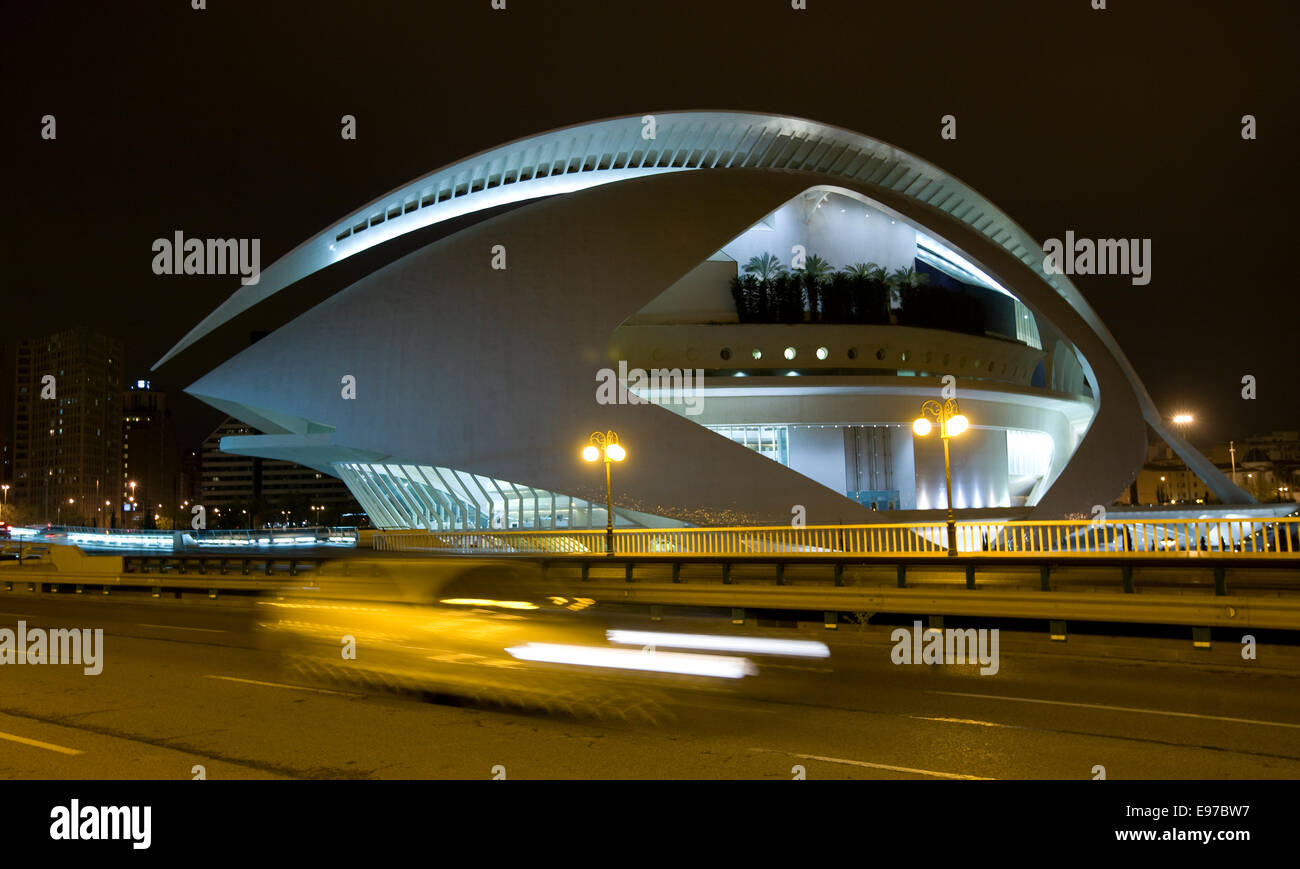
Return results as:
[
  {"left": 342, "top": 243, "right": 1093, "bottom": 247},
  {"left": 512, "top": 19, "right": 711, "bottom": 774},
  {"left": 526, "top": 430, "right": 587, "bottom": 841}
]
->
[{"left": 372, "top": 516, "right": 1300, "bottom": 559}]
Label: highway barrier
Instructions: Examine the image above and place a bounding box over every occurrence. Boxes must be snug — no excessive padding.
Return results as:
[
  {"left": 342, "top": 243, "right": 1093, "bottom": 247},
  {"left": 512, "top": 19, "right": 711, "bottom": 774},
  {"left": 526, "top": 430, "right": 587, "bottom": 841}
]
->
[
  {"left": 4, "top": 537, "right": 1298, "bottom": 631},
  {"left": 372, "top": 516, "right": 1300, "bottom": 559}
]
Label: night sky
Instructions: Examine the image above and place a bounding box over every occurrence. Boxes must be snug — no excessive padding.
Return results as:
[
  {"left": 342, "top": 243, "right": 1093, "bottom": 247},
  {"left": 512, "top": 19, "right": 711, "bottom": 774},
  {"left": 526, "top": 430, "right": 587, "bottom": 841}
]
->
[{"left": 5, "top": 0, "right": 1296, "bottom": 450}]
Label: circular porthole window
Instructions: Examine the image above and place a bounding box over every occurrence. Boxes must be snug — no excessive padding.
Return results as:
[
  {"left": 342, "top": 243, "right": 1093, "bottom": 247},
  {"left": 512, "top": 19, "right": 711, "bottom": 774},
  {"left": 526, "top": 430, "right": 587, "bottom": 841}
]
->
[
  {"left": 784, "top": 347, "right": 797, "bottom": 360},
  {"left": 875, "top": 348, "right": 886, "bottom": 361},
  {"left": 751, "top": 348, "right": 762, "bottom": 360},
  {"left": 720, "top": 347, "right": 732, "bottom": 360},
  {"left": 816, "top": 346, "right": 829, "bottom": 360},
  {"left": 847, "top": 347, "right": 858, "bottom": 360}
]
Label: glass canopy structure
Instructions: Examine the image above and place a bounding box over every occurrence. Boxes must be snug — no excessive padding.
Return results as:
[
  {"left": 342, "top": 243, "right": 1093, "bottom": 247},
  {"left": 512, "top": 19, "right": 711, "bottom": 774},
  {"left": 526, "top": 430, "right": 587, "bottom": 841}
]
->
[{"left": 334, "top": 461, "right": 628, "bottom": 531}]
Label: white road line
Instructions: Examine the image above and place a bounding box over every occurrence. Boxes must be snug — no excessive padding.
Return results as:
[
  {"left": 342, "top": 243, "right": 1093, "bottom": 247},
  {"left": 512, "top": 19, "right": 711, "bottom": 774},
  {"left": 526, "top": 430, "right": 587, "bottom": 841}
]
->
[
  {"left": 139, "top": 623, "right": 226, "bottom": 633},
  {"left": 0, "top": 729, "right": 84, "bottom": 756},
  {"left": 911, "top": 716, "right": 1008, "bottom": 728},
  {"left": 202, "top": 674, "right": 363, "bottom": 697},
  {"left": 930, "top": 690, "right": 1300, "bottom": 730},
  {"left": 754, "top": 748, "right": 992, "bottom": 780}
]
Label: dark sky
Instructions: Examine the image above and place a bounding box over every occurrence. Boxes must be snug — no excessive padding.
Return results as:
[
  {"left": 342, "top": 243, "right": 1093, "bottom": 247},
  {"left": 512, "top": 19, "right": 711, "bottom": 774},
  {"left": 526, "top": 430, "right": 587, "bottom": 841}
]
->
[{"left": 5, "top": 0, "right": 1296, "bottom": 450}]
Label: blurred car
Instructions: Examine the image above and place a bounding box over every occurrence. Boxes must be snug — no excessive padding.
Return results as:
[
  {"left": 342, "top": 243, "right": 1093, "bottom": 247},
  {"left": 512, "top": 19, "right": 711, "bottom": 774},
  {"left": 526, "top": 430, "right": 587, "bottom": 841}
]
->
[{"left": 256, "top": 558, "right": 760, "bottom": 723}]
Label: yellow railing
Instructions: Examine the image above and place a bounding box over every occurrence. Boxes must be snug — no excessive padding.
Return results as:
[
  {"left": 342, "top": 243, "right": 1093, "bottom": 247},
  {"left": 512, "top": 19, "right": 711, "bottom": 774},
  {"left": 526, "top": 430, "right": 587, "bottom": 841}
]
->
[{"left": 372, "top": 517, "right": 1300, "bottom": 559}]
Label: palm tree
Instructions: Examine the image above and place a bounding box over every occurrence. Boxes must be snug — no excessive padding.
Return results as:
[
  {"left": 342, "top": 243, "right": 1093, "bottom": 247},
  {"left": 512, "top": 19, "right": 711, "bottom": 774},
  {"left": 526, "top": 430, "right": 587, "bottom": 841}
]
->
[
  {"left": 887, "top": 266, "right": 929, "bottom": 289},
  {"left": 799, "top": 254, "right": 833, "bottom": 320},
  {"left": 801, "top": 254, "right": 832, "bottom": 282},
  {"left": 742, "top": 252, "right": 787, "bottom": 283},
  {"left": 844, "top": 262, "right": 886, "bottom": 282}
]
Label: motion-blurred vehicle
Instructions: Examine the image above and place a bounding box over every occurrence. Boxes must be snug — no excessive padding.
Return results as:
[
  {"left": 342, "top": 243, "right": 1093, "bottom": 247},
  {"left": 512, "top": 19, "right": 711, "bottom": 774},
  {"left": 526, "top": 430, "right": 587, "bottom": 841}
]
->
[{"left": 256, "top": 558, "right": 763, "bottom": 723}]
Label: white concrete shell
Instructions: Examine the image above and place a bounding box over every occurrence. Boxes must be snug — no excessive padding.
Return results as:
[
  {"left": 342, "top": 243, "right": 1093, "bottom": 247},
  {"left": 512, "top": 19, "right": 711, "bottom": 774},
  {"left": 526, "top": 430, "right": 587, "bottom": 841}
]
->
[{"left": 160, "top": 112, "right": 1252, "bottom": 527}]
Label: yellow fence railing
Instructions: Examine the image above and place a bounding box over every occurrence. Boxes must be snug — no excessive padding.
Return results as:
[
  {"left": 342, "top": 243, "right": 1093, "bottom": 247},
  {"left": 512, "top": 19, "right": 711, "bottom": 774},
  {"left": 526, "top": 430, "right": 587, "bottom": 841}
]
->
[{"left": 371, "top": 517, "right": 1300, "bottom": 559}]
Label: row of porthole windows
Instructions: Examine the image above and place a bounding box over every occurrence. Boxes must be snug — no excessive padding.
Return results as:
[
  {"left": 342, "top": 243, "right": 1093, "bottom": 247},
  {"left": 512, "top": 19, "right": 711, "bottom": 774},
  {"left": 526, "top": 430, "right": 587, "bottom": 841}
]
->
[{"left": 711, "top": 346, "right": 1025, "bottom": 377}]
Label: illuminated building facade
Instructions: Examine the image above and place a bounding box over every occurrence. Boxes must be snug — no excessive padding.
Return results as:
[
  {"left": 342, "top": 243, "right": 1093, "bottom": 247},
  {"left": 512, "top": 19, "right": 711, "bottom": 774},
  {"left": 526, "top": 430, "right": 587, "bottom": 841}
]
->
[{"left": 158, "top": 113, "right": 1253, "bottom": 529}]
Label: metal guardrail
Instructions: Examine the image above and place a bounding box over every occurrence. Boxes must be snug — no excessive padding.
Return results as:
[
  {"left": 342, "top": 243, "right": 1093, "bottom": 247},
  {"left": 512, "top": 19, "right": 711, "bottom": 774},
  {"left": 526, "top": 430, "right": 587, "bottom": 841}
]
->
[
  {"left": 4, "top": 540, "right": 1297, "bottom": 630},
  {"left": 372, "top": 517, "right": 1300, "bottom": 559}
]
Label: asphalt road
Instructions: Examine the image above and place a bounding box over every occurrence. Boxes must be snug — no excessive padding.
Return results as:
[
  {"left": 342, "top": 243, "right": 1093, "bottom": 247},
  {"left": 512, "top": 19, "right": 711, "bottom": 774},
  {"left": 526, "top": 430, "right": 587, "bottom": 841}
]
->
[{"left": 1, "top": 590, "right": 1298, "bottom": 780}]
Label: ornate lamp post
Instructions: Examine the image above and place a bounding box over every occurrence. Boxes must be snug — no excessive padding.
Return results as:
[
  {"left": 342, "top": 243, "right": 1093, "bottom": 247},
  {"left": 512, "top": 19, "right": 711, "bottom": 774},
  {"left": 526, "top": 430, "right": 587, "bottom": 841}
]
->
[
  {"left": 582, "top": 431, "right": 626, "bottom": 555},
  {"left": 913, "top": 398, "right": 969, "bottom": 557}
]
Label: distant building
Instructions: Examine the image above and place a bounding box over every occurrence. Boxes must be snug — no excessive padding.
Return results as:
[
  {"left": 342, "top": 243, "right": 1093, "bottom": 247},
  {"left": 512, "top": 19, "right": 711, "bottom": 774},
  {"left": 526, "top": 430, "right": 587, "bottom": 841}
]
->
[
  {"left": 199, "top": 417, "right": 360, "bottom": 527},
  {"left": 1208, "top": 431, "right": 1300, "bottom": 466},
  {"left": 1214, "top": 432, "right": 1299, "bottom": 504},
  {"left": 121, "top": 380, "right": 180, "bottom": 527},
  {"left": 0, "top": 340, "right": 12, "bottom": 491},
  {"left": 1122, "top": 432, "right": 1299, "bottom": 507},
  {"left": 10, "top": 329, "right": 123, "bottom": 526},
  {"left": 178, "top": 448, "right": 202, "bottom": 504}
]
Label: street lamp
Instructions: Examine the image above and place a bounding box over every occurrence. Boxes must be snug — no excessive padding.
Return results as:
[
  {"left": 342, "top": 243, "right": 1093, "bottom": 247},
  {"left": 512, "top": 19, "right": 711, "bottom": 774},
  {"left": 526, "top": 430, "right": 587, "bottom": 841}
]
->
[
  {"left": 913, "top": 398, "right": 969, "bottom": 557},
  {"left": 1, "top": 484, "right": 8, "bottom": 523},
  {"left": 582, "top": 430, "right": 626, "bottom": 555}
]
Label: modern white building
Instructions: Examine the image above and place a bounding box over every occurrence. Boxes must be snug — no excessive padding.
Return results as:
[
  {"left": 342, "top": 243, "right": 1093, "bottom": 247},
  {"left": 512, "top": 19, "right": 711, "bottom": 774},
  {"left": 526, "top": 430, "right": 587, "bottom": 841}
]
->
[{"left": 156, "top": 112, "right": 1253, "bottom": 530}]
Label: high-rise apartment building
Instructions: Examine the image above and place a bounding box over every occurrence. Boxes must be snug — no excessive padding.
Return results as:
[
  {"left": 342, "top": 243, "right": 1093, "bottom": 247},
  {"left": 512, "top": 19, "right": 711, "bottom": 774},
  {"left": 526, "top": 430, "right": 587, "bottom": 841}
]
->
[
  {"left": 121, "top": 379, "right": 180, "bottom": 527},
  {"left": 11, "top": 329, "right": 124, "bottom": 525}
]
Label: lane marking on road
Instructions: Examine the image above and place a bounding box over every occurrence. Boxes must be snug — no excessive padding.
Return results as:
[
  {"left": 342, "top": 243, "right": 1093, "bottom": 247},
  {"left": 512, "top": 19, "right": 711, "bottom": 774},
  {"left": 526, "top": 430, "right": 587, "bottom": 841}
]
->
[
  {"left": 139, "top": 623, "right": 226, "bottom": 633},
  {"left": 202, "top": 675, "right": 363, "bottom": 697},
  {"left": 930, "top": 691, "right": 1300, "bottom": 730},
  {"left": 911, "top": 716, "right": 1008, "bottom": 728},
  {"left": 0, "top": 729, "right": 83, "bottom": 756},
  {"left": 752, "top": 748, "right": 992, "bottom": 780}
]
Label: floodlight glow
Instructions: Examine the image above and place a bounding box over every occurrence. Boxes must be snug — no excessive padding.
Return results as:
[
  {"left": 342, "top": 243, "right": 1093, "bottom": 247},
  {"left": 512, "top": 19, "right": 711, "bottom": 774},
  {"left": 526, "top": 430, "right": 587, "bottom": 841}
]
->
[
  {"left": 1173, "top": 413, "right": 1193, "bottom": 425},
  {"left": 607, "top": 630, "right": 830, "bottom": 658},
  {"left": 913, "top": 418, "right": 932, "bottom": 437},
  {"left": 505, "top": 643, "right": 756, "bottom": 678}
]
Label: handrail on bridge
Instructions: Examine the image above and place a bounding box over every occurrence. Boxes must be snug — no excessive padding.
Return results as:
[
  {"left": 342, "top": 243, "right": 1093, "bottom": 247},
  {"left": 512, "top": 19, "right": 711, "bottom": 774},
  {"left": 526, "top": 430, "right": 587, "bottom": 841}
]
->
[{"left": 371, "top": 517, "right": 1300, "bottom": 559}]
